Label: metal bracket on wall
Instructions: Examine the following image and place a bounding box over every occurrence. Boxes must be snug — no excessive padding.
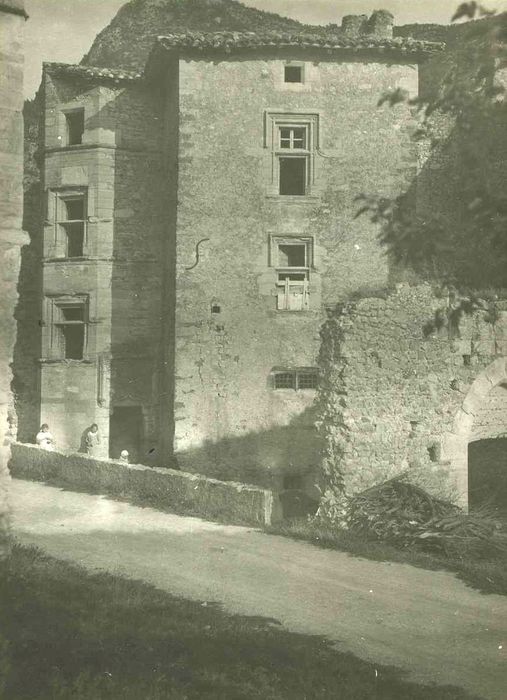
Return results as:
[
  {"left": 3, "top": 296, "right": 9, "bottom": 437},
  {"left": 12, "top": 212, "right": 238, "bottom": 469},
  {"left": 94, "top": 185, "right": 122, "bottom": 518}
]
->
[{"left": 185, "top": 238, "right": 210, "bottom": 271}]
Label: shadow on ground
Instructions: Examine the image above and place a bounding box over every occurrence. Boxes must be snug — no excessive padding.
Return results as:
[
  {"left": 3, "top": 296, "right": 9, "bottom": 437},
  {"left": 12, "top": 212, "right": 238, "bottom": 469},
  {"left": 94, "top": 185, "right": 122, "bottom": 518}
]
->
[{"left": 0, "top": 545, "right": 480, "bottom": 700}]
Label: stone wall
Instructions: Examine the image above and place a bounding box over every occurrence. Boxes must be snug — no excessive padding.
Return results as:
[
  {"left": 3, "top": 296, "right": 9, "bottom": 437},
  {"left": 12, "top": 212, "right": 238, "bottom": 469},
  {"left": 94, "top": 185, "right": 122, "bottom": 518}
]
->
[
  {"left": 172, "top": 52, "right": 420, "bottom": 491},
  {"left": 318, "top": 284, "right": 507, "bottom": 507},
  {"left": 10, "top": 442, "right": 277, "bottom": 526},
  {"left": 0, "top": 1, "right": 27, "bottom": 558}
]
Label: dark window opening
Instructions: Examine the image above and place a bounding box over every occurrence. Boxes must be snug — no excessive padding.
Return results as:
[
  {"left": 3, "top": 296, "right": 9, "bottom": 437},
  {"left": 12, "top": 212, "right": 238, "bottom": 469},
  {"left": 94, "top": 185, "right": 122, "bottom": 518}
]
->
[
  {"left": 64, "top": 222, "right": 84, "bottom": 257},
  {"left": 53, "top": 301, "right": 86, "bottom": 360},
  {"left": 60, "top": 324, "right": 85, "bottom": 359},
  {"left": 58, "top": 196, "right": 86, "bottom": 258},
  {"left": 297, "top": 372, "right": 318, "bottom": 390},
  {"left": 278, "top": 244, "right": 306, "bottom": 268},
  {"left": 427, "top": 443, "right": 441, "bottom": 463},
  {"left": 211, "top": 304, "right": 221, "bottom": 314},
  {"left": 284, "top": 66, "right": 303, "bottom": 83},
  {"left": 463, "top": 354, "right": 471, "bottom": 366},
  {"left": 274, "top": 372, "right": 296, "bottom": 390},
  {"left": 64, "top": 198, "right": 84, "bottom": 220},
  {"left": 61, "top": 305, "right": 84, "bottom": 322},
  {"left": 66, "top": 110, "right": 84, "bottom": 146},
  {"left": 279, "top": 157, "right": 306, "bottom": 196},
  {"left": 273, "top": 369, "right": 318, "bottom": 390}
]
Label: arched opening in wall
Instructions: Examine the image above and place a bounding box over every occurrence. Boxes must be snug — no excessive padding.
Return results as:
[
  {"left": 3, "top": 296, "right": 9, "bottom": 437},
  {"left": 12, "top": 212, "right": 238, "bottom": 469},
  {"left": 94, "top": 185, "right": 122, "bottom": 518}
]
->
[
  {"left": 467, "top": 381, "right": 507, "bottom": 517},
  {"left": 468, "top": 438, "right": 507, "bottom": 514}
]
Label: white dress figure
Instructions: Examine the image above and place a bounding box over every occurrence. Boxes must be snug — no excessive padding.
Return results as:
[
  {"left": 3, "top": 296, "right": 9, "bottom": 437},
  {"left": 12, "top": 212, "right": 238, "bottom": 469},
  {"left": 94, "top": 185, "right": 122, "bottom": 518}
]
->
[{"left": 36, "top": 424, "right": 55, "bottom": 451}]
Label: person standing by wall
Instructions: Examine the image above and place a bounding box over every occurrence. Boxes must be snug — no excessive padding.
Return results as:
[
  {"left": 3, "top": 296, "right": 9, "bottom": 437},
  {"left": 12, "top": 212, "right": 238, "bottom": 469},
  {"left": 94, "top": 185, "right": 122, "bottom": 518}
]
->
[
  {"left": 35, "top": 424, "right": 55, "bottom": 451},
  {"left": 85, "top": 423, "right": 100, "bottom": 457}
]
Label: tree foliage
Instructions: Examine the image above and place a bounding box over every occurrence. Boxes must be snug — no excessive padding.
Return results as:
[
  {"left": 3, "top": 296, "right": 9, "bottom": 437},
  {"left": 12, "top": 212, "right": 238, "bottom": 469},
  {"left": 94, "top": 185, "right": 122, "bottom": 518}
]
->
[{"left": 357, "top": 7, "right": 507, "bottom": 292}]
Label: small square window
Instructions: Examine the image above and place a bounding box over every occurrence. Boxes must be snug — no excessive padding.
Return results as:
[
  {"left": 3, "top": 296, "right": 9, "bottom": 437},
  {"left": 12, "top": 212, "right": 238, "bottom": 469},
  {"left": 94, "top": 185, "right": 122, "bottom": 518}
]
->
[
  {"left": 65, "top": 110, "right": 84, "bottom": 146},
  {"left": 284, "top": 66, "right": 303, "bottom": 83}
]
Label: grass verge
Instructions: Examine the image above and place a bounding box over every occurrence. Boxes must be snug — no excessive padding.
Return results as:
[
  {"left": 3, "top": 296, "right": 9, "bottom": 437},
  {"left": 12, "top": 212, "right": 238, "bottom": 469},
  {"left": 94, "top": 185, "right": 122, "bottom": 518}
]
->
[
  {"left": 266, "top": 519, "right": 507, "bottom": 596},
  {"left": 0, "top": 544, "right": 478, "bottom": 700}
]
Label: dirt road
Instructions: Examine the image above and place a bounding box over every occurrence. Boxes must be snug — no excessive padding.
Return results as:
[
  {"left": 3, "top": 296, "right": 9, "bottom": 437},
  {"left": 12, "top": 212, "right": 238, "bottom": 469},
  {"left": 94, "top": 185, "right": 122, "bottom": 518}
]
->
[{"left": 9, "top": 478, "right": 507, "bottom": 699}]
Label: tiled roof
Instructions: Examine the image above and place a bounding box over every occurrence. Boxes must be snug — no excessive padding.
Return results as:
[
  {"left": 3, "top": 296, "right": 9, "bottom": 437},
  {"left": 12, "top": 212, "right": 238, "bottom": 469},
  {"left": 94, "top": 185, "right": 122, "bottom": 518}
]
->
[
  {"left": 156, "top": 31, "right": 444, "bottom": 56},
  {"left": 43, "top": 62, "right": 143, "bottom": 83}
]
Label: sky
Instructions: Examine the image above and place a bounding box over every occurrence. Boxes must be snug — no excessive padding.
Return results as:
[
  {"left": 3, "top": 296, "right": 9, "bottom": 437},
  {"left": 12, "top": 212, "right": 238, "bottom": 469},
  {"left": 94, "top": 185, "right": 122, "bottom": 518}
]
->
[{"left": 23, "top": 0, "right": 506, "bottom": 98}]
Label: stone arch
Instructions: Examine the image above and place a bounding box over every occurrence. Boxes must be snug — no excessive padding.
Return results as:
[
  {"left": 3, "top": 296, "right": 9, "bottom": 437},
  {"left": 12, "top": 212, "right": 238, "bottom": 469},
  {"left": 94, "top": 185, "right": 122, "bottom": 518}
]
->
[{"left": 442, "top": 357, "right": 507, "bottom": 508}]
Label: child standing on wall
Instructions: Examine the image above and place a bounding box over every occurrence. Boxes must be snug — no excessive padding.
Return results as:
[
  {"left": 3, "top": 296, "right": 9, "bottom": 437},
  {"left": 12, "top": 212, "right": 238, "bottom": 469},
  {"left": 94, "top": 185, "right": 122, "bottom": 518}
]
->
[
  {"left": 85, "top": 423, "right": 100, "bottom": 457},
  {"left": 36, "top": 424, "right": 55, "bottom": 451}
]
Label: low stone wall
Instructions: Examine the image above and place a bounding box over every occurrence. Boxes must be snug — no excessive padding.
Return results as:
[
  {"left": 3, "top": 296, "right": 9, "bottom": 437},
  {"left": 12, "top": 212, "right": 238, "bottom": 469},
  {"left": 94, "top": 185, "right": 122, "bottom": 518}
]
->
[{"left": 10, "top": 443, "right": 277, "bottom": 527}]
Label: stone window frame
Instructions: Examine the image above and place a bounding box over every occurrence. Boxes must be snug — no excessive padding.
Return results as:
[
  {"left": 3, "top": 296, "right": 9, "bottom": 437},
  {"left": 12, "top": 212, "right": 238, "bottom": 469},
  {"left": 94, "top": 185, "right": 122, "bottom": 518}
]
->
[
  {"left": 270, "top": 368, "right": 319, "bottom": 391},
  {"left": 42, "top": 294, "right": 92, "bottom": 362},
  {"left": 264, "top": 111, "right": 320, "bottom": 199},
  {"left": 44, "top": 187, "right": 89, "bottom": 260},
  {"left": 269, "top": 235, "right": 314, "bottom": 311}
]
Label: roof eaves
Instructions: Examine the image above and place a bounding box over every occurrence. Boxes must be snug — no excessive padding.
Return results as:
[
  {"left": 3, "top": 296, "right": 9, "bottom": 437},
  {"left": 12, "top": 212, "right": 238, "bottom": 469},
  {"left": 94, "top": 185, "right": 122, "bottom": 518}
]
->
[
  {"left": 155, "top": 31, "right": 445, "bottom": 57},
  {"left": 43, "top": 62, "right": 143, "bottom": 83}
]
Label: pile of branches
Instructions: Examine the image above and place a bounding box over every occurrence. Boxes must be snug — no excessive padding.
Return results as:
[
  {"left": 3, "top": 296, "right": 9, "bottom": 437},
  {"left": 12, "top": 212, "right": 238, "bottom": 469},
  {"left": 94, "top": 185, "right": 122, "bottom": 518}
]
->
[{"left": 346, "top": 473, "right": 507, "bottom": 558}]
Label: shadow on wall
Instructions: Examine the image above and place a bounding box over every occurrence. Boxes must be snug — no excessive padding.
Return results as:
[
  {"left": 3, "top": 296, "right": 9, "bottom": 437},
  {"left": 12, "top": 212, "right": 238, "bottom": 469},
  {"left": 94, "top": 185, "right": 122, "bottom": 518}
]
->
[
  {"left": 176, "top": 404, "right": 321, "bottom": 495},
  {"left": 11, "top": 98, "right": 43, "bottom": 442}
]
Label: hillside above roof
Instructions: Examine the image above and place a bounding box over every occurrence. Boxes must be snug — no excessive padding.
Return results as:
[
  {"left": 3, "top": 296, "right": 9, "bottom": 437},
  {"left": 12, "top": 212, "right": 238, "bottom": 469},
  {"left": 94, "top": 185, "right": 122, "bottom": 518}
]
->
[{"left": 155, "top": 30, "right": 444, "bottom": 57}]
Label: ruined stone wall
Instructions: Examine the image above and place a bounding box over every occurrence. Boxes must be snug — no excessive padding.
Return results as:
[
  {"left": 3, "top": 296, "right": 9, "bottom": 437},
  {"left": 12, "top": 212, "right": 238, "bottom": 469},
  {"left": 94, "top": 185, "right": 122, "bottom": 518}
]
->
[
  {"left": 318, "top": 284, "right": 506, "bottom": 506},
  {"left": 0, "top": 1, "right": 27, "bottom": 556},
  {"left": 34, "top": 73, "right": 165, "bottom": 460},
  {"left": 172, "top": 53, "right": 419, "bottom": 490}
]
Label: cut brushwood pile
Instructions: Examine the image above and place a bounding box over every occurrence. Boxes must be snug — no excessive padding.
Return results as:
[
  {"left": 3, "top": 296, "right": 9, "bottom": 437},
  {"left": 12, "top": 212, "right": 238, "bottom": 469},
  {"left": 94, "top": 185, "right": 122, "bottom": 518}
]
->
[{"left": 346, "top": 473, "right": 507, "bottom": 559}]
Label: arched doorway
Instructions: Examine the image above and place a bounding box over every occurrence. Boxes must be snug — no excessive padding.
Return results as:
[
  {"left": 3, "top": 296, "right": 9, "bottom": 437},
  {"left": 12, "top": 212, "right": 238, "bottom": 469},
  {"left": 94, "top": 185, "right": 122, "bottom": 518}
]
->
[{"left": 442, "top": 358, "right": 507, "bottom": 512}]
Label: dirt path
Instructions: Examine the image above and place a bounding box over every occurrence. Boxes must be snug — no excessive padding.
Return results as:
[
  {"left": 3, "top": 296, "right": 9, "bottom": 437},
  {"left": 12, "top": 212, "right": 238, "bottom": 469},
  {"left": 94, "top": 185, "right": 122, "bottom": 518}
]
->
[{"left": 9, "top": 478, "right": 507, "bottom": 699}]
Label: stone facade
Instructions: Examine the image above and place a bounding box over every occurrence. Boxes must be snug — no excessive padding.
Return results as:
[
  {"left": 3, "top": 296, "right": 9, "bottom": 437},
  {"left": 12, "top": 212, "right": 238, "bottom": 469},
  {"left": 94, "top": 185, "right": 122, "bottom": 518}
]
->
[
  {"left": 16, "top": 19, "right": 447, "bottom": 498},
  {"left": 0, "top": 0, "right": 27, "bottom": 557},
  {"left": 318, "top": 284, "right": 507, "bottom": 507},
  {"left": 171, "top": 51, "right": 419, "bottom": 491},
  {"left": 21, "top": 24, "right": 430, "bottom": 488}
]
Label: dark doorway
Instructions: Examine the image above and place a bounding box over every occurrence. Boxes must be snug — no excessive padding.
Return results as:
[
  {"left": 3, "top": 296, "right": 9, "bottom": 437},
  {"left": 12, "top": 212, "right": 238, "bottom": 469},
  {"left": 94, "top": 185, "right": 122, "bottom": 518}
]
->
[
  {"left": 109, "top": 406, "right": 143, "bottom": 464},
  {"left": 468, "top": 438, "right": 507, "bottom": 516}
]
